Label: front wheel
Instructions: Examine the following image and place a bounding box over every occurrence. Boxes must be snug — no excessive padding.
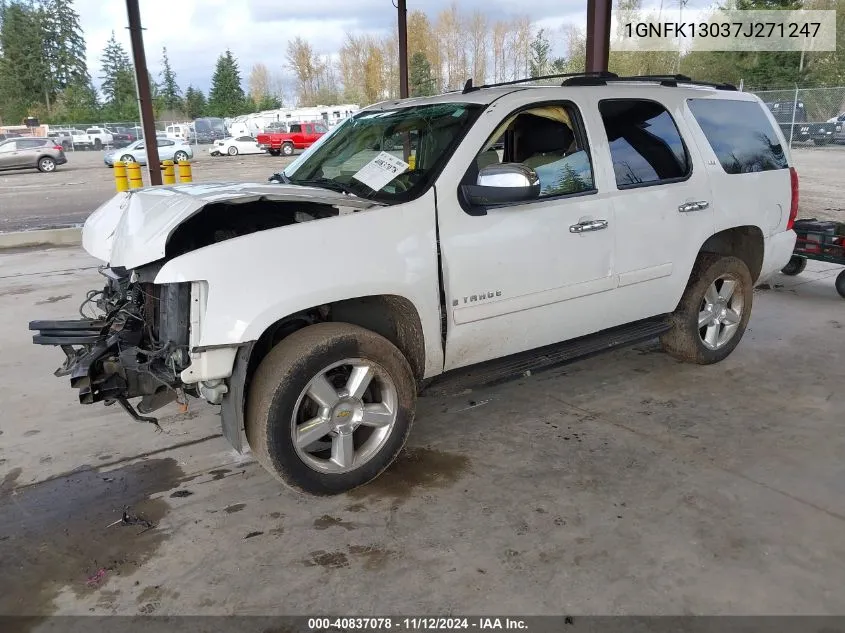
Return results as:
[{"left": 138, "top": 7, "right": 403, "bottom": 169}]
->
[
  {"left": 120, "top": 154, "right": 135, "bottom": 163},
  {"left": 781, "top": 255, "right": 807, "bottom": 276},
  {"left": 661, "top": 254, "right": 753, "bottom": 364},
  {"left": 37, "top": 157, "right": 56, "bottom": 173},
  {"left": 814, "top": 137, "right": 832, "bottom": 146},
  {"left": 281, "top": 143, "right": 294, "bottom": 156},
  {"left": 246, "top": 323, "right": 416, "bottom": 495},
  {"left": 173, "top": 151, "right": 188, "bottom": 162}
]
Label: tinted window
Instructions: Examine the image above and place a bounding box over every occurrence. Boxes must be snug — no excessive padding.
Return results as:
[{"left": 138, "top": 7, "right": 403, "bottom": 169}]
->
[
  {"left": 599, "top": 99, "right": 690, "bottom": 188},
  {"left": 688, "top": 99, "right": 788, "bottom": 174},
  {"left": 158, "top": 139, "right": 174, "bottom": 147},
  {"left": 16, "top": 139, "right": 45, "bottom": 149},
  {"left": 289, "top": 124, "right": 302, "bottom": 133},
  {"left": 236, "top": 136, "right": 252, "bottom": 142}
]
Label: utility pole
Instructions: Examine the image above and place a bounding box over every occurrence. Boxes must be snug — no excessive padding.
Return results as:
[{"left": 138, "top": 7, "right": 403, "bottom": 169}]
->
[
  {"left": 398, "top": 0, "right": 409, "bottom": 98},
  {"left": 585, "top": 0, "right": 612, "bottom": 72},
  {"left": 126, "top": 0, "right": 162, "bottom": 185}
]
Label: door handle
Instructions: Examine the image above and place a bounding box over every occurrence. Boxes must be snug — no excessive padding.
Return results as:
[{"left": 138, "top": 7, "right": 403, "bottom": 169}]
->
[
  {"left": 678, "top": 201, "right": 709, "bottom": 213},
  {"left": 570, "top": 219, "right": 609, "bottom": 233}
]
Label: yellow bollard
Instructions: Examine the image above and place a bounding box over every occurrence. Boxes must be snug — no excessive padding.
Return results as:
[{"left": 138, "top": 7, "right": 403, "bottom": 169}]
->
[
  {"left": 162, "top": 160, "right": 176, "bottom": 185},
  {"left": 113, "top": 161, "right": 128, "bottom": 192},
  {"left": 177, "top": 160, "right": 192, "bottom": 183},
  {"left": 126, "top": 161, "right": 143, "bottom": 189}
]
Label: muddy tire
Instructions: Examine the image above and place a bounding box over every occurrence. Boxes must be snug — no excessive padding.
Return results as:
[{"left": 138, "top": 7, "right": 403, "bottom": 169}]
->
[
  {"left": 781, "top": 255, "right": 807, "bottom": 276},
  {"left": 660, "top": 254, "right": 753, "bottom": 364},
  {"left": 245, "top": 322, "right": 416, "bottom": 495}
]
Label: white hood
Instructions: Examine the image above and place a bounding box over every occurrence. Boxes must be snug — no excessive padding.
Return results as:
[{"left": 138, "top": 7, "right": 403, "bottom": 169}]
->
[{"left": 82, "top": 182, "right": 378, "bottom": 269}]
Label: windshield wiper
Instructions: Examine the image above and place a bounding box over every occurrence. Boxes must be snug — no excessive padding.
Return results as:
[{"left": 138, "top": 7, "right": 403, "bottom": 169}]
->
[{"left": 290, "top": 178, "right": 360, "bottom": 197}]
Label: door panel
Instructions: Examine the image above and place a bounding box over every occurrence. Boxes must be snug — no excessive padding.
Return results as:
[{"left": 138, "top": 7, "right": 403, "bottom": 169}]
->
[{"left": 437, "top": 98, "right": 620, "bottom": 371}]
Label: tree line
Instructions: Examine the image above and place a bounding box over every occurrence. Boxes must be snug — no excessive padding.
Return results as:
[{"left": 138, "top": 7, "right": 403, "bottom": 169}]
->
[{"left": 1, "top": 0, "right": 843, "bottom": 127}]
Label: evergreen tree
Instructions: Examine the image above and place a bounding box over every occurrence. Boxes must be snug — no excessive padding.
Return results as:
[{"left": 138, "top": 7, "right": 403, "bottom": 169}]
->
[
  {"left": 184, "top": 85, "right": 206, "bottom": 119},
  {"left": 254, "top": 93, "right": 282, "bottom": 111},
  {"left": 40, "top": 0, "right": 88, "bottom": 92},
  {"left": 52, "top": 78, "right": 99, "bottom": 123},
  {"left": 0, "top": 1, "right": 49, "bottom": 123},
  {"left": 158, "top": 47, "right": 182, "bottom": 112},
  {"left": 208, "top": 50, "right": 246, "bottom": 117},
  {"left": 99, "top": 32, "right": 136, "bottom": 120},
  {"left": 409, "top": 51, "right": 435, "bottom": 96},
  {"left": 529, "top": 29, "right": 551, "bottom": 78}
]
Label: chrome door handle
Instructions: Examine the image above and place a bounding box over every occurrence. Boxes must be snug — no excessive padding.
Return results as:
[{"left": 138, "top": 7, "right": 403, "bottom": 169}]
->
[
  {"left": 570, "top": 219, "right": 609, "bottom": 233},
  {"left": 678, "top": 201, "right": 709, "bottom": 213}
]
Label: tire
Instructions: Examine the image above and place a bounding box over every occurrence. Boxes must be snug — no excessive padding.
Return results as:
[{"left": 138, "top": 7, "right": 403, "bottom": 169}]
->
[
  {"left": 227, "top": 145, "right": 238, "bottom": 156},
  {"left": 94, "top": 139, "right": 102, "bottom": 150},
  {"left": 120, "top": 154, "right": 135, "bottom": 163},
  {"left": 245, "top": 322, "right": 416, "bottom": 496},
  {"left": 173, "top": 151, "right": 188, "bottom": 162},
  {"left": 281, "top": 142, "right": 294, "bottom": 156},
  {"left": 813, "top": 137, "right": 832, "bottom": 146},
  {"left": 37, "top": 157, "right": 56, "bottom": 173},
  {"left": 781, "top": 255, "right": 807, "bottom": 276},
  {"left": 660, "top": 254, "right": 753, "bottom": 364},
  {"left": 836, "top": 270, "right": 845, "bottom": 299}
]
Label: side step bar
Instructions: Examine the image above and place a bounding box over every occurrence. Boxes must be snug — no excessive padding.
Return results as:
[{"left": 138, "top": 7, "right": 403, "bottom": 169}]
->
[{"left": 422, "top": 316, "right": 671, "bottom": 397}]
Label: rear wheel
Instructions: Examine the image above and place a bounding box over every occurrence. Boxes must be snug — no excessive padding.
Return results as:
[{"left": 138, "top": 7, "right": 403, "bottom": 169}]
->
[
  {"left": 37, "top": 157, "right": 56, "bottom": 173},
  {"left": 228, "top": 145, "right": 238, "bottom": 156},
  {"left": 246, "top": 323, "right": 416, "bottom": 495},
  {"left": 281, "top": 142, "right": 294, "bottom": 156},
  {"left": 781, "top": 255, "right": 807, "bottom": 276},
  {"left": 661, "top": 254, "right": 753, "bottom": 364}
]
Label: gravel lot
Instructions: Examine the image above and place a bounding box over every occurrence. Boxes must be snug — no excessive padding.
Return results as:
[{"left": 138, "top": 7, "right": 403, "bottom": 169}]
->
[{"left": 0, "top": 145, "right": 842, "bottom": 233}]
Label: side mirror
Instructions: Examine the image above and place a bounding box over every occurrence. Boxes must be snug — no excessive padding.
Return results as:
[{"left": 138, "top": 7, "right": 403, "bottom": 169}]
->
[{"left": 462, "top": 163, "right": 540, "bottom": 207}]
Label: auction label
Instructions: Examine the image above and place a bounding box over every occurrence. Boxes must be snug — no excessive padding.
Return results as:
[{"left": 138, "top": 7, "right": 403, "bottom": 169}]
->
[{"left": 352, "top": 151, "right": 409, "bottom": 191}]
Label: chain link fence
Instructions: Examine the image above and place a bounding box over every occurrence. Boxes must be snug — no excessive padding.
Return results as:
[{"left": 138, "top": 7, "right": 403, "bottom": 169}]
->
[{"left": 747, "top": 86, "right": 845, "bottom": 148}]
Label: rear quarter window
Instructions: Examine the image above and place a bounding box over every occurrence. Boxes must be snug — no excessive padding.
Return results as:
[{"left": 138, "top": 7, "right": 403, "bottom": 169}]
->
[{"left": 687, "top": 99, "right": 788, "bottom": 174}]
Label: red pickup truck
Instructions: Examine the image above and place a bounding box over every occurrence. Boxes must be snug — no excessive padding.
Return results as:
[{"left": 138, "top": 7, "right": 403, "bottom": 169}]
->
[{"left": 257, "top": 122, "right": 328, "bottom": 157}]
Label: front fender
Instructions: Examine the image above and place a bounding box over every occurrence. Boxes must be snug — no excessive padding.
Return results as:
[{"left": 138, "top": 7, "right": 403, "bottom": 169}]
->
[{"left": 154, "top": 190, "right": 444, "bottom": 378}]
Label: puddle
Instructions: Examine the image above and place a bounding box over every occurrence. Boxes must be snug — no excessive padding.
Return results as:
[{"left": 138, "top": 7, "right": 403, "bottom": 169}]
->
[
  {"left": 347, "top": 447, "right": 470, "bottom": 503},
  {"left": 0, "top": 458, "right": 183, "bottom": 616}
]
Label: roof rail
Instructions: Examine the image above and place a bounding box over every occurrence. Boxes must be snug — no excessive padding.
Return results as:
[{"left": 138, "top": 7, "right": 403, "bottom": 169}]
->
[
  {"left": 462, "top": 71, "right": 619, "bottom": 94},
  {"left": 561, "top": 73, "right": 737, "bottom": 91}
]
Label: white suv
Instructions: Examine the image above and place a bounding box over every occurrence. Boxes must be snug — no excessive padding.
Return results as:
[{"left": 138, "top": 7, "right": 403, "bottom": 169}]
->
[{"left": 31, "top": 73, "right": 797, "bottom": 495}]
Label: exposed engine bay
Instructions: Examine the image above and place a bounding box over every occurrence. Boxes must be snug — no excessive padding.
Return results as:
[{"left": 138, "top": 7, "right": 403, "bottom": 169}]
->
[{"left": 30, "top": 265, "right": 192, "bottom": 424}]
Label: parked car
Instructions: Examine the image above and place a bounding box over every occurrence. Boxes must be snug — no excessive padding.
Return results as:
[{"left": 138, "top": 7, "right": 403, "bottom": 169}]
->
[
  {"left": 0, "top": 132, "right": 21, "bottom": 141},
  {"left": 107, "top": 127, "right": 135, "bottom": 149},
  {"left": 766, "top": 101, "right": 834, "bottom": 145},
  {"left": 188, "top": 127, "right": 215, "bottom": 144},
  {"left": 46, "top": 130, "right": 73, "bottom": 150},
  {"left": 82, "top": 127, "right": 114, "bottom": 150},
  {"left": 257, "top": 121, "right": 327, "bottom": 156},
  {"left": 827, "top": 113, "right": 845, "bottom": 144},
  {"left": 0, "top": 137, "right": 67, "bottom": 172},
  {"left": 102, "top": 138, "right": 193, "bottom": 166},
  {"left": 31, "top": 75, "right": 798, "bottom": 495},
  {"left": 209, "top": 136, "right": 266, "bottom": 156},
  {"left": 165, "top": 124, "right": 189, "bottom": 141}
]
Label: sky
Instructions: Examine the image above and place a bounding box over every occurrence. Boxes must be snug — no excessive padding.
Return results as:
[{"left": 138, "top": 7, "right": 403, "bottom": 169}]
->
[{"left": 74, "top": 0, "right": 712, "bottom": 97}]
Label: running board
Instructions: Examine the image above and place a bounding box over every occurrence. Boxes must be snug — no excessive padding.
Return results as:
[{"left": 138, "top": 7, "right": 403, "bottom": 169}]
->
[{"left": 422, "top": 316, "right": 671, "bottom": 397}]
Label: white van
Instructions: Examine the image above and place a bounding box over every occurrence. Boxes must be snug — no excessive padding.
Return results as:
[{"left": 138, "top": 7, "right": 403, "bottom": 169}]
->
[{"left": 165, "top": 124, "right": 188, "bottom": 141}]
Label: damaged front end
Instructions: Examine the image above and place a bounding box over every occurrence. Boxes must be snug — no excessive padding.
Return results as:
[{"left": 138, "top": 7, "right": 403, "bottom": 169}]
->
[{"left": 29, "top": 265, "right": 192, "bottom": 425}]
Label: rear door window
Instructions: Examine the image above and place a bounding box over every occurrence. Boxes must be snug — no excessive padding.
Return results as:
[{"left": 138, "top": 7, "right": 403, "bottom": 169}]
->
[
  {"left": 599, "top": 99, "right": 690, "bottom": 188},
  {"left": 687, "top": 98, "right": 788, "bottom": 174}
]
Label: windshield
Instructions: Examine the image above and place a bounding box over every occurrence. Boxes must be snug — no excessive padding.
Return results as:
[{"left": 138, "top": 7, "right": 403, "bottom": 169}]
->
[{"left": 282, "top": 102, "right": 483, "bottom": 204}]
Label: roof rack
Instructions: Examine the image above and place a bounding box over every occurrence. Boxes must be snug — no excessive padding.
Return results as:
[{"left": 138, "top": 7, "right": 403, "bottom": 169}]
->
[
  {"left": 561, "top": 74, "right": 737, "bottom": 91},
  {"left": 462, "top": 71, "right": 619, "bottom": 94}
]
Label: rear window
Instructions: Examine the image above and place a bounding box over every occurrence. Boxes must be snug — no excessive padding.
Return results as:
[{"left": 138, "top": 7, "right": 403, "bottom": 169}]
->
[{"left": 687, "top": 99, "right": 788, "bottom": 174}]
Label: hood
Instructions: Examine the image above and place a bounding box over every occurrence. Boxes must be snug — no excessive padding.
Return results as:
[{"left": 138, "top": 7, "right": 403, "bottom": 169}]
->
[{"left": 82, "top": 182, "right": 380, "bottom": 269}]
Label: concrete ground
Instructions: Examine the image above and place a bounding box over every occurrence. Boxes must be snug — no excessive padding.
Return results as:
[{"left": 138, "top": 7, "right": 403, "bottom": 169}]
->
[
  {"left": 1, "top": 246, "right": 843, "bottom": 621},
  {"left": 0, "top": 145, "right": 843, "bottom": 233}
]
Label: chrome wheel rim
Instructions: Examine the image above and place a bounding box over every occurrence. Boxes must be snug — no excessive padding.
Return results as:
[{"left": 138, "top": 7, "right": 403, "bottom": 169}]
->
[
  {"left": 41, "top": 159, "right": 55, "bottom": 171},
  {"left": 291, "top": 358, "right": 398, "bottom": 474},
  {"left": 698, "top": 274, "right": 744, "bottom": 350},
  {"left": 174, "top": 152, "right": 187, "bottom": 162}
]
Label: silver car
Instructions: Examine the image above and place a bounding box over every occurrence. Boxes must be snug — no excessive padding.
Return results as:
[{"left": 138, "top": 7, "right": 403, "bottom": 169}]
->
[
  {"left": 0, "top": 137, "right": 67, "bottom": 173},
  {"left": 103, "top": 137, "right": 193, "bottom": 167}
]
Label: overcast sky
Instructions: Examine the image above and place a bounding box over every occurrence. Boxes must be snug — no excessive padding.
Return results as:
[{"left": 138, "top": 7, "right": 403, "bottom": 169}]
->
[{"left": 74, "top": 0, "right": 712, "bottom": 96}]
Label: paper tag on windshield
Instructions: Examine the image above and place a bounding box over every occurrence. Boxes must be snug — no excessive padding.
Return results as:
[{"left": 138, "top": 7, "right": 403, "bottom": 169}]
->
[{"left": 352, "top": 151, "right": 409, "bottom": 191}]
